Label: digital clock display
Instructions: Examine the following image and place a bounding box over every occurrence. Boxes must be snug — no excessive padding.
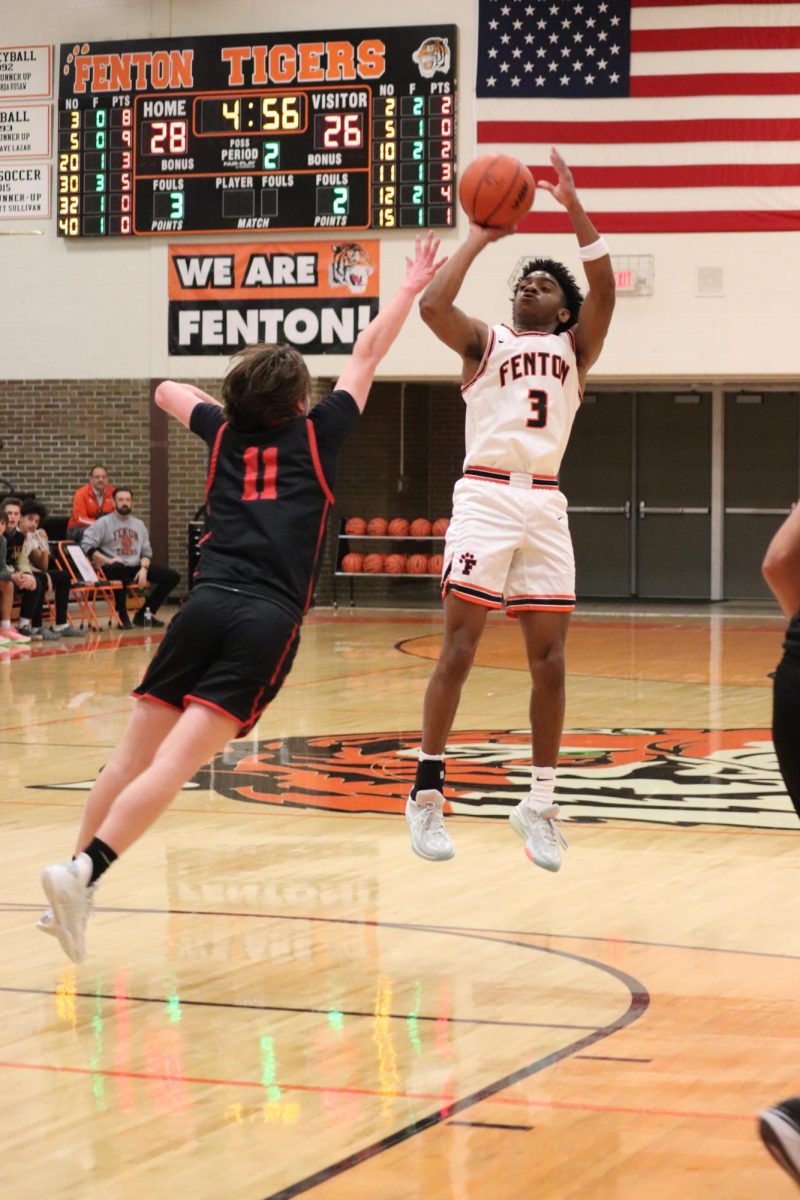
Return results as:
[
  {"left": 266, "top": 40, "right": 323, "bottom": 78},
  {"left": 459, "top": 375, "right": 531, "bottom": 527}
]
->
[{"left": 56, "top": 25, "right": 457, "bottom": 237}]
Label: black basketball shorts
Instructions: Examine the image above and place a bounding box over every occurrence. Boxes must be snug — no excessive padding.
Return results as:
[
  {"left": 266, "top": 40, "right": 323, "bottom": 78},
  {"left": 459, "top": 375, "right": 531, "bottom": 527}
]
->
[{"left": 132, "top": 584, "right": 300, "bottom": 736}]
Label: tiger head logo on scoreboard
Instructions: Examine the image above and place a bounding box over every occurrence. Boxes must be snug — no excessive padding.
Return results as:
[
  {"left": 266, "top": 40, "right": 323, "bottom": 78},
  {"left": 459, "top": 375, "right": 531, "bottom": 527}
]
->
[
  {"left": 412, "top": 38, "right": 451, "bottom": 79},
  {"left": 328, "top": 243, "right": 374, "bottom": 295}
]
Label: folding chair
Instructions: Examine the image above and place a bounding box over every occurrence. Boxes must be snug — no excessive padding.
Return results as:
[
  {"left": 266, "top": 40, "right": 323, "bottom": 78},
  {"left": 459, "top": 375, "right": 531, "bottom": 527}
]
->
[{"left": 57, "top": 542, "right": 125, "bottom": 630}]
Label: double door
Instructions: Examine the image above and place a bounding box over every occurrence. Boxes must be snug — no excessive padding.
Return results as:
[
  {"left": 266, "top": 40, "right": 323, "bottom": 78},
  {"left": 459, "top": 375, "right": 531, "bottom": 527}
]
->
[{"left": 559, "top": 392, "right": 712, "bottom": 599}]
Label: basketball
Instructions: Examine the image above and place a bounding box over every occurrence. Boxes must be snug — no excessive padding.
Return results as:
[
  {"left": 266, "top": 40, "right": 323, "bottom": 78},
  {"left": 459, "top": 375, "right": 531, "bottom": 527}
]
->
[
  {"left": 458, "top": 154, "right": 535, "bottom": 229},
  {"left": 367, "top": 517, "right": 388, "bottom": 536},
  {"left": 363, "top": 553, "right": 385, "bottom": 573},
  {"left": 387, "top": 517, "right": 410, "bottom": 537},
  {"left": 341, "top": 553, "right": 363, "bottom": 573},
  {"left": 428, "top": 553, "right": 444, "bottom": 575},
  {"left": 432, "top": 517, "right": 450, "bottom": 537},
  {"left": 344, "top": 517, "right": 367, "bottom": 535},
  {"left": 409, "top": 518, "right": 432, "bottom": 537},
  {"left": 407, "top": 554, "right": 429, "bottom": 575},
  {"left": 384, "top": 553, "right": 406, "bottom": 574}
]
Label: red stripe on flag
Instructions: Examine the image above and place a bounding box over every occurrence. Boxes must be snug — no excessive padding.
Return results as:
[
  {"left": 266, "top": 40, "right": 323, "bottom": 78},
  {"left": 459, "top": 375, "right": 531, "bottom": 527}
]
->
[
  {"left": 528, "top": 164, "right": 800, "bottom": 188},
  {"left": 632, "top": 26, "right": 800, "bottom": 51},
  {"left": 478, "top": 118, "right": 800, "bottom": 144},
  {"left": 631, "top": 72, "right": 800, "bottom": 98},
  {"left": 518, "top": 211, "right": 800, "bottom": 234}
]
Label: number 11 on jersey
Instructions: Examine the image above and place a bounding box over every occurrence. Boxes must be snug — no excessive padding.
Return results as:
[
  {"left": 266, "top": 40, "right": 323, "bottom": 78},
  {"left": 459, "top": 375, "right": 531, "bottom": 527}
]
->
[{"left": 241, "top": 447, "right": 278, "bottom": 500}]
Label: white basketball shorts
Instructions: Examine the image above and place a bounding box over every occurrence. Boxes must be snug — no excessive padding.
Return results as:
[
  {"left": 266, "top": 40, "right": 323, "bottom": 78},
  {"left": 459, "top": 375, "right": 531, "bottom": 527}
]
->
[{"left": 441, "top": 477, "right": 575, "bottom": 617}]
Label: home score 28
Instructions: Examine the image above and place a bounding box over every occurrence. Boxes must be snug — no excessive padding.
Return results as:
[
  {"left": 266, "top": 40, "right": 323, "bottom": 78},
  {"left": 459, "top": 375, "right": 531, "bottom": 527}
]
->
[{"left": 56, "top": 24, "right": 457, "bottom": 237}]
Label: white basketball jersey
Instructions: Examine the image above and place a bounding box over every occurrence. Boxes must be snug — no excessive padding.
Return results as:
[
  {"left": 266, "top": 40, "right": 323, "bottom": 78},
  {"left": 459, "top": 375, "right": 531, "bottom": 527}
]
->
[{"left": 461, "top": 324, "right": 581, "bottom": 478}]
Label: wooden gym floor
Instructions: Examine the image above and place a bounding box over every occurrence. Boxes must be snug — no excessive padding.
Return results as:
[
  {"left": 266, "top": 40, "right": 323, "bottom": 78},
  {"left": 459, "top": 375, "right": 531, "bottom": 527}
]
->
[{"left": 1, "top": 602, "right": 798, "bottom": 1199}]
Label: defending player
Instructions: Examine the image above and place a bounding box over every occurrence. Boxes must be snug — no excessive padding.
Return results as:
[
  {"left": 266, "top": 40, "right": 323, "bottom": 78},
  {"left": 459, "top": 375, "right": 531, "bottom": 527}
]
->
[
  {"left": 406, "top": 148, "right": 615, "bottom": 870},
  {"left": 39, "top": 233, "right": 445, "bottom": 964}
]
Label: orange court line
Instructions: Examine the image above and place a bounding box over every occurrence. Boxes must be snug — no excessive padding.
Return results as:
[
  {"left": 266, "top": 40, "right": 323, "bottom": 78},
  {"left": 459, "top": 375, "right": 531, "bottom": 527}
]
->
[{"left": 0, "top": 1058, "right": 754, "bottom": 1122}]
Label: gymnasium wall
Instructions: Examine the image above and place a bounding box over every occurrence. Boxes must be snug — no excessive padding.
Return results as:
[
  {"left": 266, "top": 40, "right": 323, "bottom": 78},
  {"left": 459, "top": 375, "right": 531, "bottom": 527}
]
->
[{"left": 2, "top": 0, "right": 799, "bottom": 384}]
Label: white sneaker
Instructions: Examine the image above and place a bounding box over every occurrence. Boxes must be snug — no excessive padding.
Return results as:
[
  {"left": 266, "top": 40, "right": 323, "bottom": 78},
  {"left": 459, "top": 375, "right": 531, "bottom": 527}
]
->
[
  {"left": 36, "top": 907, "right": 58, "bottom": 937},
  {"left": 405, "top": 790, "right": 455, "bottom": 861},
  {"left": 510, "top": 799, "right": 568, "bottom": 872},
  {"left": 41, "top": 853, "right": 94, "bottom": 963}
]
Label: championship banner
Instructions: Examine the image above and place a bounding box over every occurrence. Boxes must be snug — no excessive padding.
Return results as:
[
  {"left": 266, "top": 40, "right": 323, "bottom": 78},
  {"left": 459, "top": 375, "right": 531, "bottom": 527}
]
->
[
  {"left": 0, "top": 46, "right": 52, "bottom": 99},
  {"left": 0, "top": 163, "right": 50, "bottom": 219},
  {"left": 0, "top": 103, "right": 51, "bottom": 158},
  {"left": 168, "top": 238, "right": 379, "bottom": 355}
]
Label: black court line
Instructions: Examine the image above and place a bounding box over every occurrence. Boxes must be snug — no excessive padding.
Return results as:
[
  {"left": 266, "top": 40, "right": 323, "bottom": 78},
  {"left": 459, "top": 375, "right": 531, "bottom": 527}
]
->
[
  {"left": 1, "top": 905, "right": 650, "bottom": 1198},
  {"left": 255, "top": 925, "right": 649, "bottom": 1200},
  {"left": 447, "top": 1120, "right": 533, "bottom": 1131},
  {"left": 0, "top": 985, "right": 597, "bottom": 1033},
  {"left": 575, "top": 1054, "right": 652, "bottom": 1063}
]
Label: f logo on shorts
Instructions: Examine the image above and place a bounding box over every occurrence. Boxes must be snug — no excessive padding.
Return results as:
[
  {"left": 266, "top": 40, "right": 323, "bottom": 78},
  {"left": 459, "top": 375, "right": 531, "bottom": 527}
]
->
[{"left": 459, "top": 552, "right": 477, "bottom": 576}]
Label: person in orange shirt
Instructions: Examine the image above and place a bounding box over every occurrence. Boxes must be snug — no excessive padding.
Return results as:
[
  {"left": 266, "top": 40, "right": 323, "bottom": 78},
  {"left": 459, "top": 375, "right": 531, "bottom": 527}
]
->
[{"left": 68, "top": 464, "right": 114, "bottom": 543}]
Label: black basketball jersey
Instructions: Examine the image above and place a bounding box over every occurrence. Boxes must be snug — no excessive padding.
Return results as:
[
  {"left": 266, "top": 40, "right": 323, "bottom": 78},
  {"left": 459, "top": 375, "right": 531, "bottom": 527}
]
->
[{"left": 190, "top": 389, "right": 359, "bottom": 618}]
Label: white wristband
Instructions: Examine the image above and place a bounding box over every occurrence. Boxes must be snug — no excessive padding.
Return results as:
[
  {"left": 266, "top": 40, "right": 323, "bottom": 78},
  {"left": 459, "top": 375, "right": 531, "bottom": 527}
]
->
[{"left": 578, "top": 236, "right": 609, "bottom": 262}]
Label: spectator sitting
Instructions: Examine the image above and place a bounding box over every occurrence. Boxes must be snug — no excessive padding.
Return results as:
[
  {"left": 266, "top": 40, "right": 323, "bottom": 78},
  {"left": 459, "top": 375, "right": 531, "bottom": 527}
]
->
[
  {"left": 20, "top": 499, "right": 83, "bottom": 639},
  {"left": 0, "top": 497, "right": 50, "bottom": 640},
  {"left": 0, "top": 508, "right": 32, "bottom": 646},
  {"left": 81, "top": 486, "right": 179, "bottom": 629},
  {"left": 68, "top": 464, "right": 114, "bottom": 543}
]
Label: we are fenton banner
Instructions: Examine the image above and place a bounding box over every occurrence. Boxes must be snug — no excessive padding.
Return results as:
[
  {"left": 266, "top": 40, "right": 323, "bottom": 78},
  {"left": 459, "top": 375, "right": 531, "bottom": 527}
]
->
[{"left": 168, "top": 240, "right": 380, "bottom": 355}]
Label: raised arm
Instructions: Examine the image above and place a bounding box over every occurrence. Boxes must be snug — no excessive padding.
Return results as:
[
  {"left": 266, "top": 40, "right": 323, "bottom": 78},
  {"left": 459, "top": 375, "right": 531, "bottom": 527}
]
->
[
  {"left": 335, "top": 232, "right": 446, "bottom": 412},
  {"left": 539, "top": 148, "right": 615, "bottom": 383},
  {"left": 418, "top": 223, "right": 512, "bottom": 381},
  {"left": 154, "top": 381, "right": 222, "bottom": 429},
  {"left": 763, "top": 505, "right": 800, "bottom": 618}
]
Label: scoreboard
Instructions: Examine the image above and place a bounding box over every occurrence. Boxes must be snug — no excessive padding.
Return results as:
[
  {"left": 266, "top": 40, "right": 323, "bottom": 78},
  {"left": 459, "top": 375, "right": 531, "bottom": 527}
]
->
[{"left": 56, "top": 25, "right": 457, "bottom": 238}]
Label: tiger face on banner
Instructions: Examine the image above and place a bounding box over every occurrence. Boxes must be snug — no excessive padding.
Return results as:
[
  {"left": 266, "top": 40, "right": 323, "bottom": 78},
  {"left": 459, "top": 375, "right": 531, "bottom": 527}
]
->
[{"left": 189, "top": 727, "right": 790, "bottom": 831}]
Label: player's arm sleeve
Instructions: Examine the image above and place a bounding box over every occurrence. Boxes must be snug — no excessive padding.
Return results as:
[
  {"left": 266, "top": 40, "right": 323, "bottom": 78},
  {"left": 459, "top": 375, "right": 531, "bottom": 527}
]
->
[
  {"left": 308, "top": 390, "right": 360, "bottom": 451},
  {"left": 189, "top": 401, "right": 227, "bottom": 447}
]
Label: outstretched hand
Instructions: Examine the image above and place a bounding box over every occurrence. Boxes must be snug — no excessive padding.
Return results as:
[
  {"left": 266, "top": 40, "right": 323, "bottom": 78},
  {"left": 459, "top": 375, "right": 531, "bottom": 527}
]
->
[
  {"left": 537, "top": 146, "right": 578, "bottom": 209},
  {"left": 404, "top": 231, "right": 448, "bottom": 293},
  {"left": 468, "top": 220, "right": 517, "bottom": 243}
]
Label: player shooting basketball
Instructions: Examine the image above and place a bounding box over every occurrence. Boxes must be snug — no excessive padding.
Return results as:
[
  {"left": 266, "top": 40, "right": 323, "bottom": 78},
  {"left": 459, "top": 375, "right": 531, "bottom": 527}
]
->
[
  {"left": 38, "top": 233, "right": 446, "bottom": 964},
  {"left": 406, "top": 148, "right": 616, "bottom": 871}
]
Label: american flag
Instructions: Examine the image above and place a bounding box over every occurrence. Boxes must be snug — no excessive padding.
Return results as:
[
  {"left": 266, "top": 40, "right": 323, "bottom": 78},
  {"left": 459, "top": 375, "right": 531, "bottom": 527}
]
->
[{"left": 476, "top": 0, "right": 800, "bottom": 232}]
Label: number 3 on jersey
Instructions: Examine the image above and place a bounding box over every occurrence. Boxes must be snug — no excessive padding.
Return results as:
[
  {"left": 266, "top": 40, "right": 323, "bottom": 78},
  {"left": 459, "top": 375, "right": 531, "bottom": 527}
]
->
[
  {"left": 242, "top": 446, "right": 278, "bottom": 500},
  {"left": 527, "top": 389, "right": 548, "bottom": 429}
]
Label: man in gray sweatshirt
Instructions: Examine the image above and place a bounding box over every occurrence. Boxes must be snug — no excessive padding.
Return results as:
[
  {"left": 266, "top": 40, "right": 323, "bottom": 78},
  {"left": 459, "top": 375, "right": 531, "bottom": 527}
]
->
[{"left": 82, "top": 487, "right": 179, "bottom": 628}]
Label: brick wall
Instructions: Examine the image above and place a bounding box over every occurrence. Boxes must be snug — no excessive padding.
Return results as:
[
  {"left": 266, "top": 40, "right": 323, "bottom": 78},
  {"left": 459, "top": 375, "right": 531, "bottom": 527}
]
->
[
  {"left": 0, "top": 377, "right": 151, "bottom": 524},
  {"left": 2, "top": 376, "right": 464, "bottom": 609}
]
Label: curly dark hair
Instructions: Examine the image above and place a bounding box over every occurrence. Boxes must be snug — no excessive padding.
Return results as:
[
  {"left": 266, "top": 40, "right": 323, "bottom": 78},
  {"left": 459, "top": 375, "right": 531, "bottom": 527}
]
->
[
  {"left": 21, "top": 498, "right": 48, "bottom": 521},
  {"left": 512, "top": 257, "right": 584, "bottom": 332},
  {"left": 222, "top": 343, "right": 311, "bottom": 430}
]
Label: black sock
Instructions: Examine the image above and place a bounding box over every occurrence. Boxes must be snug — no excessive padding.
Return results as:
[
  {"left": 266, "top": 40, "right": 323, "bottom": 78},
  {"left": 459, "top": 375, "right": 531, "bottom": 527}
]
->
[
  {"left": 81, "top": 836, "right": 118, "bottom": 884},
  {"left": 410, "top": 756, "right": 445, "bottom": 801}
]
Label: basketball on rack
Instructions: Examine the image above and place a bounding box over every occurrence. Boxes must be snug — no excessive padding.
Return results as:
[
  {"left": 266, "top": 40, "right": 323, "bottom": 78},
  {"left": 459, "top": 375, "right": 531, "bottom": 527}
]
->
[
  {"left": 367, "top": 517, "right": 388, "bottom": 536},
  {"left": 432, "top": 517, "right": 450, "bottom": 537},
  {"left": 428, "top": 553, "right": 443, "bottom": 575},
  {"left": 458, "top": 154, "right": 535, "bottom": 228},
  {"left": 407, "top": 554, "right": 429, "bottom": 575},
  {"left": 409, "top": 518, "right": 432, "bottom": 537},
  {"left": 341, "top": 553, "right": 364, "bottom": 573},
  {"left": 384, "top": 554, "right": 406, "bottom": 574},
  {"left": 363, "top": 553, "right": 385, "bottom": 573},
  {"left": 387, "top": 517, "right": 410, "bottom": 537},
  {"left": 344, "top": 517, "right": 367, "bottom": 535}
]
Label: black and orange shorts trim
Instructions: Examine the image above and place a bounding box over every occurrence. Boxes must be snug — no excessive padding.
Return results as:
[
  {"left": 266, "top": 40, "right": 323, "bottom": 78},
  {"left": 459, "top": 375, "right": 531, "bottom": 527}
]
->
[{"left": 132, "top": 584, "right": 300, "bottom": 736}]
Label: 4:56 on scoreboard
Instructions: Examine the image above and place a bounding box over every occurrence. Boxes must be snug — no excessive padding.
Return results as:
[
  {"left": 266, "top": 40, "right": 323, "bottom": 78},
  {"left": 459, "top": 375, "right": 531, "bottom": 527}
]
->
[{"left": 56, "top": 24, "right": 457, "bottom": 237}]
